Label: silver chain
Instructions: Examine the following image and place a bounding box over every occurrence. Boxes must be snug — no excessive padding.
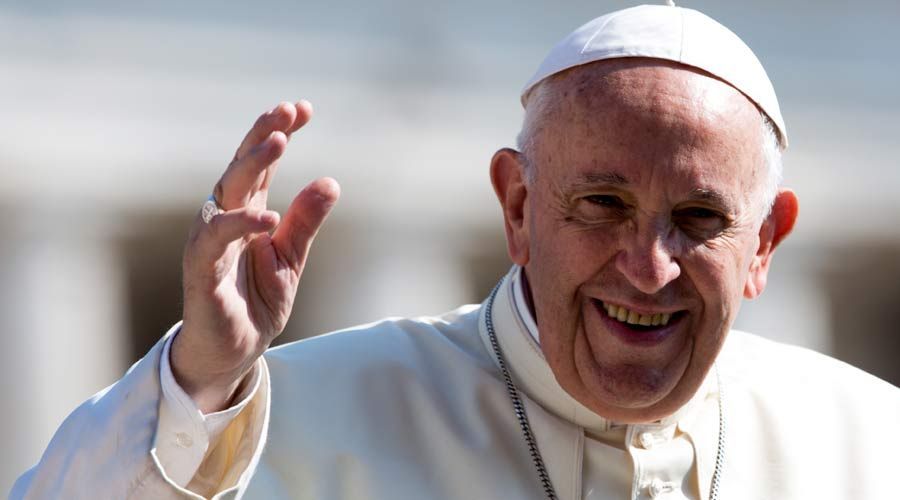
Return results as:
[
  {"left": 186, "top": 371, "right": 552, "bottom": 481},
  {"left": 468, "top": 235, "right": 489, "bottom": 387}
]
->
[
  {"left": 484, "top": 283, "right": 558, "bottom": 499},
  {"left": 483, "top": 281, "right": 726, "bottom": 500},
  {"left": 709, "top": 365, "right": 726, "bottom": 500}
]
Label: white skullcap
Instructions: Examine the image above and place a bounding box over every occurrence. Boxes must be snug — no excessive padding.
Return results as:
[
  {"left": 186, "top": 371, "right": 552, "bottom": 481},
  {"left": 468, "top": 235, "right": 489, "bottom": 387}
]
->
[{"left": 522, "top": 3, "right": 788, "bottom": 147}]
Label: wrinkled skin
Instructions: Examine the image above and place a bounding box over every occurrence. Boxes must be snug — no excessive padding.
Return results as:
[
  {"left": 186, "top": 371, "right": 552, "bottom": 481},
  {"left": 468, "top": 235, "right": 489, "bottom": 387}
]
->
[{"left": 491, "top": 59, "right": 798, "bottom": 423}]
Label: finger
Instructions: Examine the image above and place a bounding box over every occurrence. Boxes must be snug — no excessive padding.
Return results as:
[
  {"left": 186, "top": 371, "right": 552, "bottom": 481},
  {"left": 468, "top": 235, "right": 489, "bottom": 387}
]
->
[
  {"left": 285, "top": 100, "right": 314, "bottom": 137},
  {"left": 272, "top": 177, "right": 340, "bottom": 273},
  {"left": 188, "top": 208, "right": 281, "bottom": 278},
  {"left": 216, "top": 130, "right": 288, "bottom": 210},
  {"left": 258, "top": 101, "right": 314, "bottom": 192},
  {"left": 234, "top": 102, "right": 297, "bottom": 161}
]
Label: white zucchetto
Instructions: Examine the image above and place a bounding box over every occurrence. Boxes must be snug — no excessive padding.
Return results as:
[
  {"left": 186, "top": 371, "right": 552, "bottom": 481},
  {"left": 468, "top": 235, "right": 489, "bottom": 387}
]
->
[{"left": 522, "top": 3, "right": 788, "bottom": 147}]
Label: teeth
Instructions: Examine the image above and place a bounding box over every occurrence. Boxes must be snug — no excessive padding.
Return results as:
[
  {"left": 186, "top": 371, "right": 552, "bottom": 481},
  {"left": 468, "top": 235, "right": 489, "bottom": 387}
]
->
[
  {"left": 603, "top": 302, "right": 675, "bottom": 327},
  {"left": 607, "top": 304, "right": 619, "bottom": 317}
]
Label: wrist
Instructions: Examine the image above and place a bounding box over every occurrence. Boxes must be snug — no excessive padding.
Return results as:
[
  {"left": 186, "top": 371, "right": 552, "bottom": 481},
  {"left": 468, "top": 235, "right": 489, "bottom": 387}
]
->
[
  {"left": 170, "top": 330, "right": 253, "bottom": 413},
  {"left": 178, "top": 376, "right": 245, "bottom": 414}
]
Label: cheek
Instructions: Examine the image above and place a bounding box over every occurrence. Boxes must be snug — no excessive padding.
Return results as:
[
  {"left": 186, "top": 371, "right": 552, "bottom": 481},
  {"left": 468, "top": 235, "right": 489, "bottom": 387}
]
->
[
  {"left": 525, "top": 204, "right": 619, "bottom": 344},
  {"left": 530, "top": 216, "right": 620, "bottom": 291},
  {"left": 682, "top": 241, "right": 751, "bottom": 318}
]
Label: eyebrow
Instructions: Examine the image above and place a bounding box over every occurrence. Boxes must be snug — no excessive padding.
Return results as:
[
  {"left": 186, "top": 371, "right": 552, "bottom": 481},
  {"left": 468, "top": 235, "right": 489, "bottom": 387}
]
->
[
  {"left": 686, "top": 188, "right": 732, "bottom": 208},
  {"left": 574, "top": 172, "right": 630, "bottom": 186}
]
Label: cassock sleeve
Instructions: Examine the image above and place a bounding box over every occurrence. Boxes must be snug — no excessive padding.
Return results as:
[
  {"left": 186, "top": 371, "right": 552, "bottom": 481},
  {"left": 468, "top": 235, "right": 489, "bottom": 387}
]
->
[{"left": 9, "top": 323, "right": 271, "bottom": 500}]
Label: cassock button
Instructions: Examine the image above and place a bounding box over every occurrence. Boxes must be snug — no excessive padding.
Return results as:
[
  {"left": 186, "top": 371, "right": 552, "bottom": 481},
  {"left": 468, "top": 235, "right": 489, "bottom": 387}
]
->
[
  {"left": 175, "top": 432, "right": 194, "bottom": 448},
  {"left": 647, "top": 478, "right": 677, "bottom": 498},
  {"left": 639, "top": 431, "right": 658, "bottom": 449}
]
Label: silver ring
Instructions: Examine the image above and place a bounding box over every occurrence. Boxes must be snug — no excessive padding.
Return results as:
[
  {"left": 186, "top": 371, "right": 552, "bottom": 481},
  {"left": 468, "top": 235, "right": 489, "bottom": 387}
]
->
[{"left": 201, "top": 194, "right": 225, "bottom": 224}]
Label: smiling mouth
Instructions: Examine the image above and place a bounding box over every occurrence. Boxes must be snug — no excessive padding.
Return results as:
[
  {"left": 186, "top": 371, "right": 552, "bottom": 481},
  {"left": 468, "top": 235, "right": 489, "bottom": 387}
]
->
[{"left": 592, "top": 299, "right": 686, "bottom": 333}]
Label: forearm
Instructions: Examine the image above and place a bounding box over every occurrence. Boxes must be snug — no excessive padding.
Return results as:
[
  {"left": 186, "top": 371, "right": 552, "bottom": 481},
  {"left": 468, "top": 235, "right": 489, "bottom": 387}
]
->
[
  {"left": 11, "top": 324, "right": 270, "bottom": 500},
  {"left": 11, "top": 331, "right": 177, "bottom": 499}
]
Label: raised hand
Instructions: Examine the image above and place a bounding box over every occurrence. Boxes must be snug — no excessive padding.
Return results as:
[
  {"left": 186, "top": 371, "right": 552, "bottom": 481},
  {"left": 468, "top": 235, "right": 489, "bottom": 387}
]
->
[{"left": 172, "top": 101, "right": 340, "bottom": 413}]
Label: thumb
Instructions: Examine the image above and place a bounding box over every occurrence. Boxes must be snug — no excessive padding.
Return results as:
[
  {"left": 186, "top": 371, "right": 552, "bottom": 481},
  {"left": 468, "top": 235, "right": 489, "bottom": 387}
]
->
[{"left": 272, "top": 177, "right": 340, "bottom": 273}]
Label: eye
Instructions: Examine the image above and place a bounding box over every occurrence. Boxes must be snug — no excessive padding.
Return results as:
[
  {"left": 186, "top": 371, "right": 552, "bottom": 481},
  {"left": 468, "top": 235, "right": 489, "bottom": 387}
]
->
[
  {"left": 678, "top": 207, "right": 720, "bottom": 219},
  {"left": 570, "top": 194, "right": 629, "bottom": 223},
  {"left": 584, "top": 194, "right": 626, "bottom": 208},
  {"left": 673, "top": 206, "right": 727, "bottom": 236}
]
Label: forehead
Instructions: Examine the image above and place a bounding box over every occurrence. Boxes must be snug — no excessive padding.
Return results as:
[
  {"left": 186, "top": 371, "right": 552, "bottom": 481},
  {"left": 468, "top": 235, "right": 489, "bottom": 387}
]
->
[{"left": 531, "top": 59, "right": 764, "bottom": 196}]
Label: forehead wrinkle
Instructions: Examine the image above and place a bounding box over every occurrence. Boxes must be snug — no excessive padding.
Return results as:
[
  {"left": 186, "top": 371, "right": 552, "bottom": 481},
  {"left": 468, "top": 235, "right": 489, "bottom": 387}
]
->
[
  {"left": 576, "top": 172, "right": 630, "bottom": 186},
  {"left": 558, "top": 61, "right": 755, "bottom": 143},
  {"left": 530, "top": 60, "right": 768, "bottom": 216}
]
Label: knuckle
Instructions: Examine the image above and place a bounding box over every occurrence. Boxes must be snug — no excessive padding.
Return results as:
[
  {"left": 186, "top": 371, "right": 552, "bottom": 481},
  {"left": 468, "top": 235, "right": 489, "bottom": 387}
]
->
[
  {"left": 291, "top": 218, "right": 317, "bottom": 238},
  {"left": 213, "top": 180, "right": 226, "bottom": 208},
  {"left": 247, "top": 141, "right": 269, "bottom": 163},
  {"left": 238, "top": 150, "right": 266, "bottom": 177},
  {"left": 208, "top": 215, "right": 226, "bottom": 240},
  {"left": 247, "top": 115, "right": 269, "bottom": 138}
]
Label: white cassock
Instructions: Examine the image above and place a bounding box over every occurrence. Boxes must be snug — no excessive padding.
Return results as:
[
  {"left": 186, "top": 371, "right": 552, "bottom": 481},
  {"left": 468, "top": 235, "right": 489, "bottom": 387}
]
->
[{"left": 11, "top": 267, "right": 900, "bottom": 499}]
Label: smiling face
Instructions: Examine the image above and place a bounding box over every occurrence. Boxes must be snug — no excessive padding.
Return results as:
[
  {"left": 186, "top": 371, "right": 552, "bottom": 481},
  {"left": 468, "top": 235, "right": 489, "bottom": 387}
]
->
[{"left": 491, "top": 59, "right": 797, "bottom": 423}]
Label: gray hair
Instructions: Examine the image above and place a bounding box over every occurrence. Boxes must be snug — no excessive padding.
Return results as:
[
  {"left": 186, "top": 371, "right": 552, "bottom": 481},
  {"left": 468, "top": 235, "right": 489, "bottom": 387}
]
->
[{"left": 517, "top": 82, "right": 784, "bottom": 219}]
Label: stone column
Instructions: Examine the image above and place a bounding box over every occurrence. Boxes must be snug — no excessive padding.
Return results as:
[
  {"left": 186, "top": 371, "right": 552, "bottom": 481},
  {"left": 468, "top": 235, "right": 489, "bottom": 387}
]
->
[{"left": 0, "top": 209, "right": 129, "bottom": 493}]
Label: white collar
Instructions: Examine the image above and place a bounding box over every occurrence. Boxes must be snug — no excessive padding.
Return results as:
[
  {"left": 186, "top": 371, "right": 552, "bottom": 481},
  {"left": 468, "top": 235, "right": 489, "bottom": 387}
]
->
[
  {"left": 480, "top": 266, "right": 713, "bottom": 435},
  {"left": 510, "top": 266, "right": 541, "bottom": 345}
]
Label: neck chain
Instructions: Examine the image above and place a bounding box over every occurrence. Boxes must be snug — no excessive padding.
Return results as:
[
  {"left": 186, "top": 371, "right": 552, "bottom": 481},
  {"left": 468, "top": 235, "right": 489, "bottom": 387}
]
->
[{"left": 483, "top": 282, "right": 726, "bottom": 500}]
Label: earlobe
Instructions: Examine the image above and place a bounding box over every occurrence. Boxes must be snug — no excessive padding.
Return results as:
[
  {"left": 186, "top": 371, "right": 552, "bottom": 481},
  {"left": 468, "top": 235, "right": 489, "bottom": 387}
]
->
[
  {"left": 490, "top": 148, "right": 530, "bottom": 266},
  {"left": 744, "top": 189, "right": 799, "bottom": 299}
]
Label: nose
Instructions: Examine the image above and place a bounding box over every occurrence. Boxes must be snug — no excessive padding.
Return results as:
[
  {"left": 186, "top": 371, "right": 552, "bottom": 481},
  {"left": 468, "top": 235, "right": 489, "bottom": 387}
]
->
[{"left": 614, "top": 224, "right": 681, "bottom": 295}]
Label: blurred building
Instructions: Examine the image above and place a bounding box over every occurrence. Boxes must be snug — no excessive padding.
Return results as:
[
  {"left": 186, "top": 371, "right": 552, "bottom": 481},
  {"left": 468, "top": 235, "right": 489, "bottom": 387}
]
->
[{"left": 1, "top": 0, "right": 899, "bottom": 493}]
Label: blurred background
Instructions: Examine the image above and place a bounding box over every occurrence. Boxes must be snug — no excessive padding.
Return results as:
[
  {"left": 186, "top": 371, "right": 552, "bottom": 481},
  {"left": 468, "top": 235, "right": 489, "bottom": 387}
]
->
[{"left": 2, "top": 0, "right": 899, "bottom": 492}]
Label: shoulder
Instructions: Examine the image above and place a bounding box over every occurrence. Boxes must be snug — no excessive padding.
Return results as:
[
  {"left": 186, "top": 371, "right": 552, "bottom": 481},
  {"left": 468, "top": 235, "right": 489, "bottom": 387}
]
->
[
  {"left": 264, "top": 303, "right": 495, "bottom": 380},
  {"left": 714, "top": 332, "right": 900, "bottom": 495},
  {"left": 258, "top": 303, "right": 506, "bottom": 461},
  {"left": 719, "top": 330, "right": 899, "bottom": 413}
]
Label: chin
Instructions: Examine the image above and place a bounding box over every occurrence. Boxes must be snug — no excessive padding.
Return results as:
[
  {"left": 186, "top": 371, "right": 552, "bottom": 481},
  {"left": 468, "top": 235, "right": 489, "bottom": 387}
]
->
[
  {"left": 569, "top": 339, "right": 695, "bottom": 422},
  {"left": 596, "top": 368, "right": 680, "bottom": 411}
]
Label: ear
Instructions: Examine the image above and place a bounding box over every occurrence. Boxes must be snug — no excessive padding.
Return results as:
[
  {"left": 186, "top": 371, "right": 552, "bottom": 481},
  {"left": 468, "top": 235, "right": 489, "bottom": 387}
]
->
[
  {"left": 744, "top": 188, "right": 799, "bottom": 298},
  {"left": 490, "top": 148, "right": 530, "bottom": 266}
]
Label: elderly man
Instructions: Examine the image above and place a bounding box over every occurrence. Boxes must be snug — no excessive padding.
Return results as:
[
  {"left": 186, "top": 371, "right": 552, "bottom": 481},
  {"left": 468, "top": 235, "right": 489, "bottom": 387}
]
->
[{"left": 12, "top": 3, "right": 899, "bottom": 500}]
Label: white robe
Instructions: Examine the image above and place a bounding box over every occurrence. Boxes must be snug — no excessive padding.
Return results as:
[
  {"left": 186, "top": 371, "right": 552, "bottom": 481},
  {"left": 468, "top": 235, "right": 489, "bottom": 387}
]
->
[{"left": 11, "top": 268, "right": 900, "bottom": 499}]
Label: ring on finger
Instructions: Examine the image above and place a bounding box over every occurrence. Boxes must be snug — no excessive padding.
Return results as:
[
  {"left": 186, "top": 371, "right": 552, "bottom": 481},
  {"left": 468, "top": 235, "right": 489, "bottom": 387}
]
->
[{"left": 201, "top": 194, "right": 225, "bottom": 224}]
